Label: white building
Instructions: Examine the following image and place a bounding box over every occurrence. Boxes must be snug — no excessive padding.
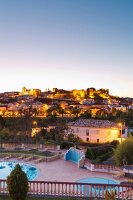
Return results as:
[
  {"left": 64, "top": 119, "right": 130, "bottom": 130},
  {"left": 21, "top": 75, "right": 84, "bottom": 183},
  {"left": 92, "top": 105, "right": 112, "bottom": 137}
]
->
[{"left": 67, "top": 119, "right": 127, "bottom": 143}]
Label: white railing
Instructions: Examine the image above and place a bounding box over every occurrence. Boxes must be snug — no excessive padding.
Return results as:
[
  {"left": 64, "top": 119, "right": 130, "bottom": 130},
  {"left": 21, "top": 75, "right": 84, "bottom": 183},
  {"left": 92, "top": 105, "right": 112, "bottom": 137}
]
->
[{"left": 0, "top": 179, "right": 133, "bottom": 199}]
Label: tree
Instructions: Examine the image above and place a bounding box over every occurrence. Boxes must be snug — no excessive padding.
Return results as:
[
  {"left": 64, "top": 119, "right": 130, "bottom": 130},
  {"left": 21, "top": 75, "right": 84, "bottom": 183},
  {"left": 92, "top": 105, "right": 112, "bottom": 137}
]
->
[
  {"left": 21, "top": 114, "right": 32, "bottom": 143},
  {"left": 46, "top": 106, "right": 57, "bottom": 117},
  {"left": 111, "top": 108, "right": 117, "bottom": 117},
  {"left": 95, "top": 109, "right": 108, "bottom": 119},
  {"left": 105, "top": 190, "right": 116, "bottom": 200},
  {"left": 71, "top": 106, "right": 81, "bottom": 117},
  {"left": 0, "top": 115, "right": 5, "bottom": 128},
  {"left": 57, "top": 105, "right": 66, "bottom": 118},
  {"left": 80, "top": 110, "right": 91, "bottom": 118},
  {"left": 32, "top": 107, "right": 39, "bottom": 117},
  {"left": 0, "top": 128, "right": 11, "bottom": 148},
  {"left": 114, "top": 137, "right": 133, "bottom": 165},
  {"left": 67, "top": 133, "right": 80, "bottom": 143},
  {"left": 35, "top": 128, "right": 49, "bottom": 142},
  {"left": 49, "top": 126, "right": 67, "bottom": 142},
  {"left": 65, "top": 106, "right": 73, "bottom": 116},
  {"left": 0, "top": 128, "right": 11, "bottom": 140},
  {"left": 7, "top": 164, "right": 29, "bottom": 200},
  {"left": 85, "top": 147, "right": 95, "bottom": 160}
]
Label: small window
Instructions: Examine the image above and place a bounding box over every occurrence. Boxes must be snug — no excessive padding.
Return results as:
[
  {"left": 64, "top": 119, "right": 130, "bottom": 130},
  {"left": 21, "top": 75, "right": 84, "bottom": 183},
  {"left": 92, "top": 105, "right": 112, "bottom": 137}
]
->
[
  {"left": 97, "top": 139, "right": 99, "bottom": 143},
  {"left": 86, "top": 129, "right": 89, "bottom": 136},
  {"left": 86, "top": 137, "right": 89, "bottom": 142},
  {"left": 96, "top": 130, "right": 100, "bottom": 134},
  {"left": 76, "top": 128, "right": 79, "bottom": 133}
]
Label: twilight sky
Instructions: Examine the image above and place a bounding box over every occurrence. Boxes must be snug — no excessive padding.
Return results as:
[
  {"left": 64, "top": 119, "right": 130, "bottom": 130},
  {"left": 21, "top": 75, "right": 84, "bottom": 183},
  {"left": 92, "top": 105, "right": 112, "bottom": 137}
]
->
[{"left": 0, "top": 0, "right": 133, "bottom": 97}]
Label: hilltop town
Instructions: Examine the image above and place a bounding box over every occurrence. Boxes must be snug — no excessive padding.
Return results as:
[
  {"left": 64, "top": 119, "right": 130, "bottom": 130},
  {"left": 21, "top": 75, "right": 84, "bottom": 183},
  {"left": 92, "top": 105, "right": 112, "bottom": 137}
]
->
[{"left": 0, "top": 87, "right": 132, "bottom": 118}]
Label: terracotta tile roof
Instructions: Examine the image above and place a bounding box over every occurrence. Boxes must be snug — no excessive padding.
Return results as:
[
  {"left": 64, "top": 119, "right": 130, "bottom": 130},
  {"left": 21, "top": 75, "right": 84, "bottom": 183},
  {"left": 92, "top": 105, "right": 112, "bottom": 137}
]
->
[{"left": 67, "top": 119, "right": 119, "bottom": 128}]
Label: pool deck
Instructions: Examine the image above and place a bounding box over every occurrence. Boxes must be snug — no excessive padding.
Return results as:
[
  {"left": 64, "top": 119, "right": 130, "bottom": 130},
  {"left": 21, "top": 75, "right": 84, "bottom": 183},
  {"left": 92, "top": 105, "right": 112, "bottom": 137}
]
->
[
  {"left": 35, "top": 159, "right": 125, "bottom": 182},
  {"left": 1, "top": 157, "right": 125, "bottom": 183}
]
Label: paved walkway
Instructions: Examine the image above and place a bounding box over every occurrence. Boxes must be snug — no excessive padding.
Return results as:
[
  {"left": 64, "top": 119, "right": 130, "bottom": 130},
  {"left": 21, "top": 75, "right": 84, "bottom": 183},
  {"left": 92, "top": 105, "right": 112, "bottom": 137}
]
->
[
  {"left": 0, "top": 157, "right": 125, "bottom": 183},
  {"left": 28, "top": 159, "right": 123, "bottom": 182}
]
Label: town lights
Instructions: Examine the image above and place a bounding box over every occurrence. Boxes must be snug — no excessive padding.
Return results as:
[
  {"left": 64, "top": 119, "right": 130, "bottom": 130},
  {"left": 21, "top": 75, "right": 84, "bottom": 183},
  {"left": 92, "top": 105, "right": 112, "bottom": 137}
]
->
[{"left": 33, "top": 121, "right": 37, "bottom": 127}]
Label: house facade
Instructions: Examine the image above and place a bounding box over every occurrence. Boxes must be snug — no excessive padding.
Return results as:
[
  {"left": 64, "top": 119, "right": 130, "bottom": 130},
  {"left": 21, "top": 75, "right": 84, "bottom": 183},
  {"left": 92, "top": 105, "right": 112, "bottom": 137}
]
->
[{"left": 67, "top": 119, "right": 127, "bottom": 143}]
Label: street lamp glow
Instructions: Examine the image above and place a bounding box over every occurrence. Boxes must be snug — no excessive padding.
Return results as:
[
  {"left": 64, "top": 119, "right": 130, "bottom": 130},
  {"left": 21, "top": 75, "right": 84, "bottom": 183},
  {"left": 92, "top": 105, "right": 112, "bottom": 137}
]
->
[
  {"left": 33, "top": 121, "right": 37, "bottom": 127},
  {"left": 118, "top": 123, "right": 122, "bottom": 126}
]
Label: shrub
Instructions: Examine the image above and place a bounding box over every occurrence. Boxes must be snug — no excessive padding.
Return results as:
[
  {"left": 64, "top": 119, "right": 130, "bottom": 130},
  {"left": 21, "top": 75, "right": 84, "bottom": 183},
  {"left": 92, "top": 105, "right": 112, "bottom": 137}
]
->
[
  {"left": 86, "top": 145, "right": 113, "bottom": 163},
  {"left": 114, "top": 137, "right": 133, "bottom": 165},
  {"left": 110, "top": 140, "right": 119, "bottom": 147},
  {"left": 97, "top": 151, "right": 112, "bottom": 162},
  {"left": 86, "top": 145, "right": 113, "bottom": 159},
  {"left": 6, "top": 164, "right": 29, "bottom": 200},
  {"left": 92, "top": 146, "right": 112, "bottom": 157},
  {"left": 91, "top": 151, "right": 112, "bottom": 164},
  {"left": 105, "top": 190, "right": 116, "bottom": 200},
  {"left": 60, "top": 141, "right": 74, "bottom": 149},
  {"left": 80, "top": 142, "right": 103, "bottom": 147},
  {"left": 91, "top": 157, "right": 101, "bottom": 164},
  {"left": 85, "top": 147, "right": 95, "bottom": 159}
]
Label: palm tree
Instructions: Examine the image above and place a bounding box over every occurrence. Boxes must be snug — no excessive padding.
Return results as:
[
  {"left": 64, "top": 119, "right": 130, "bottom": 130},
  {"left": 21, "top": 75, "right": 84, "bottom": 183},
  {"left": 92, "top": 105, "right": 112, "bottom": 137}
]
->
[
  {"left": 56, "top": 105, "right": 66, "bottom": 118},
  {"left": 46, "top": 106, "right": 57, "bottom": 117}
]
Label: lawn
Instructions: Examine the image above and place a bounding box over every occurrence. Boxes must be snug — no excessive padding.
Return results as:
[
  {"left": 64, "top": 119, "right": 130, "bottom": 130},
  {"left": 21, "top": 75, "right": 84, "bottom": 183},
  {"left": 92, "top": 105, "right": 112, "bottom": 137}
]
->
[{"left": 0, "top": 149, "right": 55, "bottom": 158}]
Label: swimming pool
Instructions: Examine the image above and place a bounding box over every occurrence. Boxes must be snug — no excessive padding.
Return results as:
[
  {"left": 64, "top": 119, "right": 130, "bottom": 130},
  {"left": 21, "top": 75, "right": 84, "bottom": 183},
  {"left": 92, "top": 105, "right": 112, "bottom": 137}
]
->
[
  {"left": 77, "top": 177, "right": 119, "bottom": 196},
  {"left": 77, "top": 177, "right": 118, "bottom": 184},
  {"left": 0, "top": 161, "right": 38, "bottom": 180}
]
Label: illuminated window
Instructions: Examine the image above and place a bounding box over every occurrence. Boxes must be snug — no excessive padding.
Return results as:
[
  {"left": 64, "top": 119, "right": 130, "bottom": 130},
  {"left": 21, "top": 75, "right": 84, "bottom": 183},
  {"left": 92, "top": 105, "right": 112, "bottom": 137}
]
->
[
  {"left": 108, "top": 130, "right": 112, "bottom": 135},
  {"left": 86, "top": 138, "right": 89, "bottom": 142}
]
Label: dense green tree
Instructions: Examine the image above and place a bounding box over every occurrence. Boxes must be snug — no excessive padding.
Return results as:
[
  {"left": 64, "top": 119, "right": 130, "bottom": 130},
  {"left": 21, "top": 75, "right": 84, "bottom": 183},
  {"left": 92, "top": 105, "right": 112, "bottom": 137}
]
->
[
  {"left": 127, "top": 109, "right": 133, "bottom": 119},
  {"left": 22, "top": 114, "right": 32, "bottom": 142},
  {"left": 57, "top": 106, "right": 66, "bottom": 118},
  {"left": 128, "top": 132, "right": 133, "bottom": 137},
  {"left": 0, "top": 128, "right": 12, "bottom": 148},
  {"left": 114, "top": 137, "right": 133, "bottom": 165},
  {"left": 46, "top": 106, "right": 57, "bottom": 117},
  {"left": 50, "top": 126, "right": 67, "bottom": 142},
  {"left": 80, "top": 110, "right": 91, "bottom": 118},
  {"left": 85, "top": 147, "right": 95, "bottom": 160},
  {"left": 34, "top": 126, "right": 67, "bottom": 143},
  {"left": 67, "top": 133, "right": 80, "bottom": 143},
  {"left": 35, "top": 128, "right": 49, "bottom": 142},
  {"left": 7, "top": 164, "right": 29, "bottom": 200},
  {"left": 95, "top": 109, "right": 108, "bottom": 119},
  {"left": 0, "top": 128, "right": 11, "bottom": 140},
  {"left": 71, "top": 106, "right": 81, "bottom": 117},
  {"left": 0, "top": 115, "right": 5, "bottom": 128}
]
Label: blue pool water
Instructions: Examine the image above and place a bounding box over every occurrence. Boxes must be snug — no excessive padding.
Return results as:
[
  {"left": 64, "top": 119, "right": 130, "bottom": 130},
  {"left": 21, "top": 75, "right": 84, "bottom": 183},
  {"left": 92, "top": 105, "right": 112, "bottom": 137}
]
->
[
  {"left": 0, "top": 161, "right": 38, "bottom": 180},
  {"left": 77, "top": 177, "right": 119, "bottom": 196},
  {"left": 77, "top": 177, "right": 118, "bottom": 184}
]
